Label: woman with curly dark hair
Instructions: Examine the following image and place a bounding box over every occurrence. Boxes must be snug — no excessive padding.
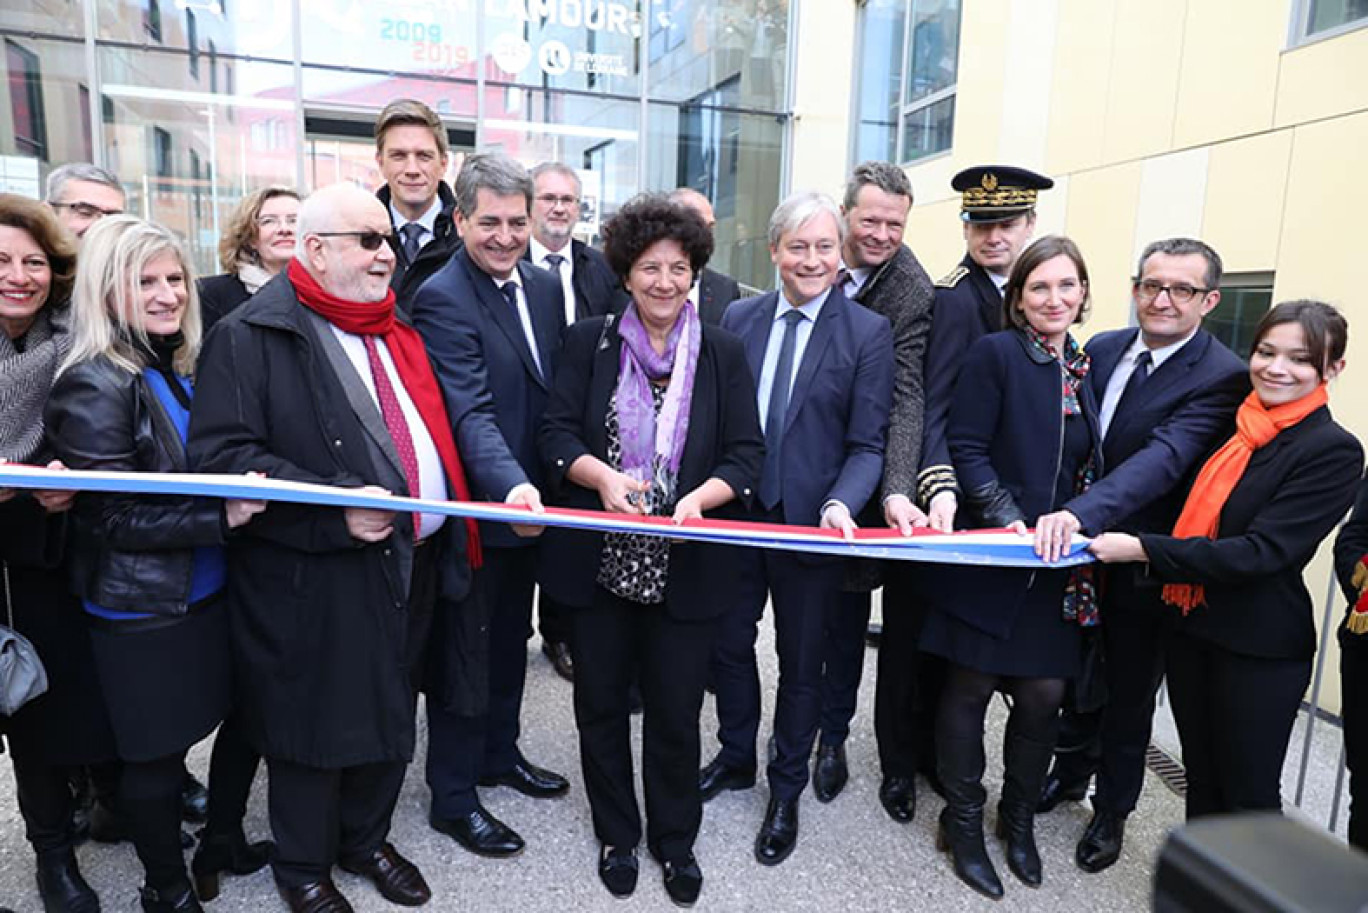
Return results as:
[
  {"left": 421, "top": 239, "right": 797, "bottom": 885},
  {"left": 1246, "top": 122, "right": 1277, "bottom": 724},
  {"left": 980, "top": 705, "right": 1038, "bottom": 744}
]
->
[
  {"left": 197, "top": 186, "right": 299, "bottom": 332},
  {"left": 539, "top": 194, "right": 763, "bottom": 905}
]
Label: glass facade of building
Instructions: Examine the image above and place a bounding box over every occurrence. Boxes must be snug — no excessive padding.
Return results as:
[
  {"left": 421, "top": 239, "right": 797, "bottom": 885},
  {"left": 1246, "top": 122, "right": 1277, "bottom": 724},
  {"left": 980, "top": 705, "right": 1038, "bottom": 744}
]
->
[{"left": 1, "top": 0, "right": 791, "bottom": 289}]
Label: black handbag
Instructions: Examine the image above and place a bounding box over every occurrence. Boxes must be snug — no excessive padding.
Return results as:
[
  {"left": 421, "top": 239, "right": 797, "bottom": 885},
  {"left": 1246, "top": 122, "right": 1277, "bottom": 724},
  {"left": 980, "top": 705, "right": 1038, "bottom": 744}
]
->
[{"left": 0, "top": 561, "right": 49, "bottom": 716}]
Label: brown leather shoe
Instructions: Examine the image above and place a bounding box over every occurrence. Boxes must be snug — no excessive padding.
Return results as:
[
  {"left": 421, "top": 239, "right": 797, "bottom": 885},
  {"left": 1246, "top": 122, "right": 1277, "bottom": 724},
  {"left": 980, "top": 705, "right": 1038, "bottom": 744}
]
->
[
  {"left": 277, "top": 880, "right": 354, "bottom": 913},
  {"left": 339, "top": 843, "right": 431, "bottom": 906}
]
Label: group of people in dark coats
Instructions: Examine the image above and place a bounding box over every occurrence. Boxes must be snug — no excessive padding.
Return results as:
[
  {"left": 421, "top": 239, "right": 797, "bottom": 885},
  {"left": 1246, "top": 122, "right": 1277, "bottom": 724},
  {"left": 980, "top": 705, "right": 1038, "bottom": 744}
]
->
[{"left": 3, "top": 103, "right": 1366, "bottom": 913}]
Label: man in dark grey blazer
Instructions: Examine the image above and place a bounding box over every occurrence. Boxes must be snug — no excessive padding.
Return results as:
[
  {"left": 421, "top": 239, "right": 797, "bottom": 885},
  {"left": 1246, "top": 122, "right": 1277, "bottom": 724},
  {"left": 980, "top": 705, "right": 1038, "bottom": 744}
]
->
[
  {"left": 809, "top": 162, "right": 938, "bottom": 817},
  {"left": 1033, "top": 238, "right": 1248, "bottom": 873},
  {"left": 670, "top": 188, "right": 744, "bottom": 324}
]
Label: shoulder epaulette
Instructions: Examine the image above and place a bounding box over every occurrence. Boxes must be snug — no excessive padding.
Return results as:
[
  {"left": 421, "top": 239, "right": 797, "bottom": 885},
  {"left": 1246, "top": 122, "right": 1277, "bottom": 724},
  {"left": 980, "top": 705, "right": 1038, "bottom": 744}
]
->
[{"left": 936, "top": 266, "right": 969, "bottom": 289}]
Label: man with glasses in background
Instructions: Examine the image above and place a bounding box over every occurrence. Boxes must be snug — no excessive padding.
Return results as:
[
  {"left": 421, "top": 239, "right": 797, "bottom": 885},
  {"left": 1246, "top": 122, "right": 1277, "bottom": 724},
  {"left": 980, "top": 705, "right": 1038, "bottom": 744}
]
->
[
  {"left": 46, "top": 163, "right": 124, "bottom": 241},
  {"left": 1032, "top": 238, "right": 1247, "bottom": 874},
  {"left": 524, "top": 162, "right": 627, "bottom": 681}
]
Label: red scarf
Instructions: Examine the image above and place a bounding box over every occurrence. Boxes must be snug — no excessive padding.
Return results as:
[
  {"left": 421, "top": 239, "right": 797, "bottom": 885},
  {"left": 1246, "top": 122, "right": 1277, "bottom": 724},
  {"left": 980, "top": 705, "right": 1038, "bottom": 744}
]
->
[{"left": 288, "top": 259, "right": 481, "bottom": 567}]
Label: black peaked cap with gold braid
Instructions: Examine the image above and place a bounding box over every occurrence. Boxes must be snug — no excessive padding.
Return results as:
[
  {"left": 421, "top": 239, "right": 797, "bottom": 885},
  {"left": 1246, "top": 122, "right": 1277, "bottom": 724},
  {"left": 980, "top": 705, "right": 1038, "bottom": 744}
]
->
[{"left": 952, "top": 165, "right": 1054, "bottom": 224}]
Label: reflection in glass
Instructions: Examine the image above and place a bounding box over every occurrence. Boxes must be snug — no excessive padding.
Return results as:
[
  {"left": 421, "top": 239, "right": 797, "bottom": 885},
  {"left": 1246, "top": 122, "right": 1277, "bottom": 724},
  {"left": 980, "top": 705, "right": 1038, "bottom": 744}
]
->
[
  {"left": 1206, "top": 285, "right": 1273, "bottom": 361},
  {"left": 0, "top": 0, "right": 85, "bottom": 39},
  {"left": 647, "top": 102, "right": 781, "bottom": 292},
  {"left": 646, "top": 0, "right": 788, "bottom": 111},
  {"left": 1307, "top": 0, "right": 1368, "bottom": 37},
  {"left": 484, "top": 89, "right": 639, "bottom": 242},
  {"left": 480, "top": 0, "right": 644, "bottom": 96},
  {"left": 900, "top": 95, "right": 954, "bottom": 163},
  {"left": 0, "top": 37, "right": 91, "bottom": 197},
  {"left": 99, "top": 48, "right": 298, "bottom": 275},
  {"left": 905, "top": 0, "right": 960, "bottom": 105},
  {"left": 97, "top": 0, "right": 294, "bottom": 61},
  {"left": 850, "top": 0, "right": 906, "bottom": 165}
]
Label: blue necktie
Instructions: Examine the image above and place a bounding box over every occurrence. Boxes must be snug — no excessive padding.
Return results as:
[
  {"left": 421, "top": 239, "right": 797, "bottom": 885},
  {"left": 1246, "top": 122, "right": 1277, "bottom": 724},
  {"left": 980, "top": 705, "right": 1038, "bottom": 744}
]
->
[
  {"left": 760, "top": 310, "right": 805, "bottom": 510},
  {"left": 400, "top": 222, "right": 423, "bottom": 264}
]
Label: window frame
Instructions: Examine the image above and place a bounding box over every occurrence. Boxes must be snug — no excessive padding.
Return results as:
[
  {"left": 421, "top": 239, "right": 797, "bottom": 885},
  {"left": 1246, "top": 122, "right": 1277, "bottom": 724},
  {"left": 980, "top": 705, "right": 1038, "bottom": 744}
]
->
[
  {"left": 1206, "top": 271, "right": 1275, "bottom": 361},
  {"left": 1288, "top": 0, "right": 1368, "bottom": 48},
  {"left": 5, "top": 39, "right": 48, "bottom": 160}
]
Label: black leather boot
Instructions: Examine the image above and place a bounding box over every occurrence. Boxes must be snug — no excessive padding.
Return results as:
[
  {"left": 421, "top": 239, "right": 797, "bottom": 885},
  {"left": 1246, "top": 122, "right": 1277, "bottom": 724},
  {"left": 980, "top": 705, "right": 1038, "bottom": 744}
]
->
[
  {"left": 35, "top": 849, "right": 101, "bottom": 913},
  {"left": 191, "top": 828, "right": 274, "bottom": 901},
  {"left": 935, "top": 735, "right": 1004, "bottom": 900},
  {"left": 139, "top": 881, "right": 203, "bottom": 913},
  {"left": 996, "top": 732, "right": 1053, "bottom": 887}
]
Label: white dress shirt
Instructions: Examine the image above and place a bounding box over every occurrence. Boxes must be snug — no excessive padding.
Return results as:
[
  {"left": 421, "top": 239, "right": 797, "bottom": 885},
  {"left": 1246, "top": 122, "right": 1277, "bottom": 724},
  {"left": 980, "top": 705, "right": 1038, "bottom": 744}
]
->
[
  {"left": 1097, "top": 327, "right": 1198, "bottom": 437},
  {"left": 530, "top": 236, "right": 577, "bottom": 325},
  {"left": 756, "top": 289, "right": 829, "bottom": 432},
  {"left": 328, "top": 326, "right": 448, "bottom": 539}
]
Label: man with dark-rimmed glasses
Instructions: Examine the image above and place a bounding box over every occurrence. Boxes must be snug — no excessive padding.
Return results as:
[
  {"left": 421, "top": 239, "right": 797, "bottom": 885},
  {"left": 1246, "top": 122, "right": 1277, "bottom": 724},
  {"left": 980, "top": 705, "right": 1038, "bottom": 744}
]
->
[
  {"left": 1031, "top": 237, "right": 1248, "bottom": 874},
  {"left": 45, "top": 163, "right": 124, "bottom": 241}
]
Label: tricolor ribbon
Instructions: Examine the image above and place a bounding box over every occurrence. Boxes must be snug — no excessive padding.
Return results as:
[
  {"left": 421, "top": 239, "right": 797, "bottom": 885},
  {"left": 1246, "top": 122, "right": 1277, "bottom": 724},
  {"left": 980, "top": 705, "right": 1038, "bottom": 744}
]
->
[{"left": 0, "top": 464, "right": 1094, "bottom": 569}]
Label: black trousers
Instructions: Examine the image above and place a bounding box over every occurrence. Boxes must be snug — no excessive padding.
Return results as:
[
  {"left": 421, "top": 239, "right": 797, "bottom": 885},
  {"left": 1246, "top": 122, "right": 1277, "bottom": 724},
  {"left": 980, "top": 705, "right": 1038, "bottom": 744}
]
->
[
  {"left": 267, "top": 757, "right": 407, "bottom": 887},
  {"left": 712, "top": 532, "right": 845, "bottom": 801},
  {"left": 122, "top": 752, "right": 192, "bottom": 891},
  {"left": 816, "top": 590, "right": 872, "bottom": 747},
  {"left": 1339, "top": 623, "right": 1368, "bottom": 851},
  {"left": 8, "top": 746, "right": 77, "bottom": 858},
  {"left": 538, "top": 592, "right": 574, "bottom": 646},
  {"left": 425, "top": 545, "right": 536, "bottom": 816},
  {"left": 572, "top": 587, "right": 716, "bottom": 862},
  {"left": 1166, "top": 632, "right": 1310, "bottom": 819},
  {"left": 204, "top": 716, "right": 262, "bottom": 839},
  {"left": 872, "top": 563, "right": 943, "bottom": 781}
]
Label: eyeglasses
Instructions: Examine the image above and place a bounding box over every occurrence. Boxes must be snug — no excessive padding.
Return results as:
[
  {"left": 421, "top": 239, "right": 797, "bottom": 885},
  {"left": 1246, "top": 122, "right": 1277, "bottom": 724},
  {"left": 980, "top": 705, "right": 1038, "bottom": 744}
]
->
[
  {"left": 52, "top": 201, "right": 123, "bottom": 220},
  {"left": 256, "top": 215, "right": 298, "bottom": 229},
  {"left": 313, "top": 230, "right": 393, "bottom": 251},
  {"left": 1132, "top": 279, "right": 1211, "bottom": 305},
  {"left": 535, "top": 194, "right": 579, "bottom": 208}
]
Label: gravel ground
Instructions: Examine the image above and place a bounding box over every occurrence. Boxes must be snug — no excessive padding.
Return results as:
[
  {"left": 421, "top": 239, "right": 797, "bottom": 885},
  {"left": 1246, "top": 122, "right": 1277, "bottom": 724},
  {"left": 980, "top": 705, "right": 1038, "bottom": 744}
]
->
[{"left": 0, "top": 607, "right": 1186, "bottom": 913}]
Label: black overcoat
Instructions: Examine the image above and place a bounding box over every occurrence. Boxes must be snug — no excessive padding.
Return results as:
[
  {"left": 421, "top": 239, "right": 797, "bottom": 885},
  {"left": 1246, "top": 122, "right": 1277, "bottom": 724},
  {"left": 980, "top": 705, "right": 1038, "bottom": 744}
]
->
[{"left": 187, "top": 273, "right": 486, "bottom": 768}]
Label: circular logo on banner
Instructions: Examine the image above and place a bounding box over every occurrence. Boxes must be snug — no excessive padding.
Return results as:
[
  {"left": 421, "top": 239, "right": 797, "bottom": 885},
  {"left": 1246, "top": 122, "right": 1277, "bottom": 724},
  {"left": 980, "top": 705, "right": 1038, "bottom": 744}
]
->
[
  {"left": 490, "top": 33, "right": 532, "bottom": 75},
  {"left": 538, "top": 40, "right": 572, "bottom": 77}
]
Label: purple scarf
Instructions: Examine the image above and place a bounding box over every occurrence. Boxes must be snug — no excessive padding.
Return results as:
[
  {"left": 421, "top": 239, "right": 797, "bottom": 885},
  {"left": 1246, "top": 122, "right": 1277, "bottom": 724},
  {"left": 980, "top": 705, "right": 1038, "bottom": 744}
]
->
[{"left": 615, "top": 301, "right": 701, "bottom": 499}]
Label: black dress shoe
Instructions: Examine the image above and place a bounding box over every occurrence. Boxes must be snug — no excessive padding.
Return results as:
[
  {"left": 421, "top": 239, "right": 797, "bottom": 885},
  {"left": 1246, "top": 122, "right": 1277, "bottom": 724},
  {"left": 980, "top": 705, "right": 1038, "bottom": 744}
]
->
[
  {"left": 662, "top": 853, "right": 703, "bottom": 907},
  {"left": 340, "top": 842, "right": 431, "bottom": 906},
  {"left": 192, "top": 827, "right": 273, "bottom": 900},
  {"left": 597, "top": 845, "right": 638, "bottom": 898},
  {"left": 478, "top": 756, "right": 569, "bottom": 798},
  {"left": 139, "top": 882, "right": 203, "bottom": 913},
  {"left": 812, "top": 744, "right": 848, "bottom": 803},
  {"left": 278, "top": 880, "right": 354, "bottom": 913},
  {"left": 181, "top": 774, "right": 209, "bottom": 824},
  {"left": 36, "top": 849, "right": 100, "bottom": 913},
  {"left": 754, "top": 797, "right": 799, "bottom": 866},
  {"left": 878, "top": 776, "right": 916, "bottom": 823},
  {"left": 541, "top": 640, "right": 575, "bottom": 682},
  {"left": 1038, "top": 771, "right": 1089, "bottom": 814},
  {"left": 1076, "top": 808, "right": 1126, "bottom": 873},
  {"left": 430, "top": 805, "right": 525, "bottom": 858},
  {"left": 697, "top": 756, "right": 756, "bottom": 802}
]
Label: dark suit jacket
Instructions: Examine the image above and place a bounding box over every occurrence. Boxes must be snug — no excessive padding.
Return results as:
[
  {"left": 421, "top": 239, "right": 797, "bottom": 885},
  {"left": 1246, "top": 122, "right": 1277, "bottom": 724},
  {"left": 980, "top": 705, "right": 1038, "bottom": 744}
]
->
[
  {"left": 380, "top": 182, "right": 461, "bottom": 313},
  {"left": 537, "top": 315, "right": 763, "bottom": 619},
  {"left": 1334, "top": 471, "right": 1368, "bottom": 625},
  {"left": 1142, "top": 407, "right": 1363, "bottom": 660},
  {"left": 409, "top": 247, "right": 565, "bottom": 550},
  {"left": 1067, "top": 328, "right": 1249, "bottom": 536},
  {"left": 937, "top": 329, "right": 1104, "bottom": 639},
  {"left": 523, "top": 239, "right": 629, "bottom": 320},
  {"left": 722, "top": 287, "right": 893, "bottom": 528},
  {"left": 197, "top": 273, "right": 252, "bottom": 335},
  {"left": 698, "top": 267, "right": 743, "bottom": 326},
  {"left": 918, "top": 255, "right": 1004, "bottom": 505}
]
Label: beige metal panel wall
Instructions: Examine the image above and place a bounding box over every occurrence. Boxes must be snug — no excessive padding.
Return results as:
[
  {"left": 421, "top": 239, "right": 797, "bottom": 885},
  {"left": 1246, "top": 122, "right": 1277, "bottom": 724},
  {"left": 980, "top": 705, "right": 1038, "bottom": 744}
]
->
[
  {"left": 1275, "top": 26, "right": 1368, "bottom": 127},
  {"left": 1044, "top": 0, "right": 1115, "bottom": 176},
  {"left": 904, "top": 198, "right": 967, "bottom": 281},
  {"left": 1064, "top": 161, "right": 1144, "bottom": 335},
  {"left": 787, "top": 0, "right": 856, "bottom": 199},
  {"left": 1201, "top": 130, "right": 1293, "bottom": 273},
  {"left": 1101, "top": 0, "right": 1187, "bottom": 164},
  {"left": 1172, "top": 0, "right": 1283, "bottom": 148}
]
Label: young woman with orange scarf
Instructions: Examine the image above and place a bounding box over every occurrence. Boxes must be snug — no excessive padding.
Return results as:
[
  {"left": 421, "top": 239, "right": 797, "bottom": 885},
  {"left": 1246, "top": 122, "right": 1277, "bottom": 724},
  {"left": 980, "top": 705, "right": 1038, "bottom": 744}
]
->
[{"left": 1090, "top": 300, "right": 1363, "bottom": 820}]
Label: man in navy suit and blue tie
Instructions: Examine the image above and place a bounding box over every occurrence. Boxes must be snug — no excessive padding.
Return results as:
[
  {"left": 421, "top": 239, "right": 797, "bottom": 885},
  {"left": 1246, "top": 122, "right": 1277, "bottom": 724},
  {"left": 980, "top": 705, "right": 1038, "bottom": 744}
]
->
[
  {"left": 703, "top": 191, "right": 894, "bottom": 865},
  {"left": 408, "top": 153, "right": 570, "bottom": 859},
  {"left": 1031, "top": 238, "right": 1248, "bottom": 872}
]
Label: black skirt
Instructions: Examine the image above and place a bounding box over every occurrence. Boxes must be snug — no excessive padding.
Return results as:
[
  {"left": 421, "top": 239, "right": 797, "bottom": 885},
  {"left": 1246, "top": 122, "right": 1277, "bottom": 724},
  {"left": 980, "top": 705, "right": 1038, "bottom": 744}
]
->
[
  {"left": 88, "top": 596, "right": 231, "bottom": 762},
  {"left": 921, "top": 569, "right": 1082, "bottom": 679},
  {"left": 1, "top": 563, "right": 117, "bottom": 766}
]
